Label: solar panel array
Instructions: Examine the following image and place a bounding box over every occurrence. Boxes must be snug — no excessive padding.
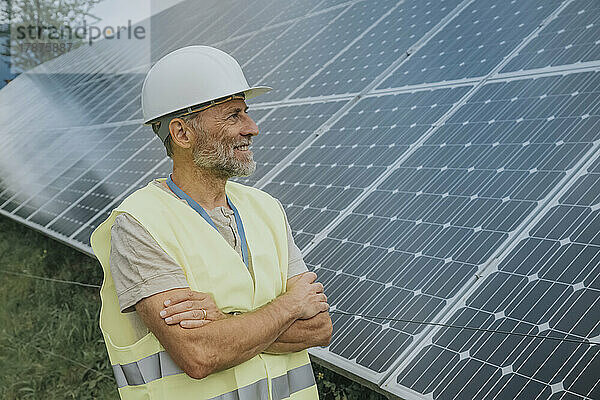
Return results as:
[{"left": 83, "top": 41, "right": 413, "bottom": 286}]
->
[{"left": 0, "top": 0, "right": 598, "bottom": 398}]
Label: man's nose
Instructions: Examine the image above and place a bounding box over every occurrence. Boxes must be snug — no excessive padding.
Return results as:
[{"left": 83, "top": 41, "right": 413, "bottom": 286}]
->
[{"left": 242, "top": 115, "right": 259, "bottom": 136}]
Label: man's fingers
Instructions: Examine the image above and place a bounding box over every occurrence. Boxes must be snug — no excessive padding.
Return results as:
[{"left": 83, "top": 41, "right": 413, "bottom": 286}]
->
[
  {"left": 163, "top": 289, "right": 207, "bottom": 307},
  {"left": 160, "top": 300, "right": 207, "bottom": 318},
  {"left": 314, "top": 282, "right": 324, "bottom": 293},
  {"left": 302, "top": 271, "right": 317, "bottom": 283},
  {"left": 180, "top": 320, "right": 211, "bottom": 329},
  {"left": 164, "top": 309, "right": 208, "bottom": 324}
]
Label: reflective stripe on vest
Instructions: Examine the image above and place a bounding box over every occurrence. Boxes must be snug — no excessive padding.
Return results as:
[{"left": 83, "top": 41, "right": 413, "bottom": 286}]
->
[
  {"left": 271, "top": 364, "right": 316, "bottom": 400},
  {"left": 113, "top": 351, "right": 316, "bottom": 399},
  {"left": 113, "top": 351, "right": 183, "bottom": 388}
]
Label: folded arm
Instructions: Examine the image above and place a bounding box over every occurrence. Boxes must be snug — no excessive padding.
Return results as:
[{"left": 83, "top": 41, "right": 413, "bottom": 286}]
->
[
  {"left": 137, "top": 272, "right": 327, "bottom": 379},
  {"left": 264, "top": 272, "right": 332, "bottom": 353},
  {"left": 159, "top": 272, "right": 333, "bottom": 356},
  {"left": 263, "top": 311, "right": 332, "bottom": 354}
]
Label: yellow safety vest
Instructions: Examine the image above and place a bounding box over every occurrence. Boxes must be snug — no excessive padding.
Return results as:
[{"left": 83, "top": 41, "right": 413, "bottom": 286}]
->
[{"left": 91, "top": 179, "right": 318, "bottom": 400}]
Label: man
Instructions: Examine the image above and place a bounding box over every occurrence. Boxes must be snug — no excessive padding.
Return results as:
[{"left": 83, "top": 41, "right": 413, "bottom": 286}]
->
[{"left": 91, "top": 46, "right": 332, "bottom": 400}]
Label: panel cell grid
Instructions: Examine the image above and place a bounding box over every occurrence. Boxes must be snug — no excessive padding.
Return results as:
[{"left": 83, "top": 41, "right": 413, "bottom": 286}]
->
[
  {"left": 378, "top": 0, "right": 563, "bottom": 89},
  {"left": 236, "top": 100, "right": 347, "bottom": 185},
  {"left": 502, "top": 0, "right": 600, "bottom": 73},
  {"left": 302, "top": 71, "right": 600, "bottom": 379},
  {"left": 242, "top": 7, "right": 350, "bottom": 89},
  {"left": 263, "top": 85, "right": 470, "bottom": 251},
  {"left": 50, "top": 133, "right": 167, "bottom": 237},
  {"left": 391, "top": 149, "right": 600, "bottom": 400},
  {"left": 293, "top": 0, "right": 463, "bottom": 98},
  {"left": 23, "top": 125, "right": 143, "bottom": 228},
  {"left": 255, "top": 0, "right": 398, "bottom": 102}
]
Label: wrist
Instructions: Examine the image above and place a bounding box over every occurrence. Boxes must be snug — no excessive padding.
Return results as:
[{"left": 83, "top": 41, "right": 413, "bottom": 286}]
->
[{"left": 275, "top": 293, "right": 301, "bottom": 321}]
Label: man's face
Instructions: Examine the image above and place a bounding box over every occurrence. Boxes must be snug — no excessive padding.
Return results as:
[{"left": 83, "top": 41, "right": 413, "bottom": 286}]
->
[{"left": 190, "top": 99, "right": 259, "bottom": 178}]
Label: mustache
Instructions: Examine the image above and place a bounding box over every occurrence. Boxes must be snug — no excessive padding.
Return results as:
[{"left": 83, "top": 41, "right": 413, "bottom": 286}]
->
[{"left": 232, "top": 140, "right": 252, "bottom": 148}]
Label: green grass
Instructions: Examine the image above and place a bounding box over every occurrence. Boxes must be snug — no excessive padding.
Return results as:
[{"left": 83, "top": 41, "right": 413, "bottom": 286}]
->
[
  {"left": 0, "top": 215, "right": 388, "bottom": 399},
  {"left": 0, "top": 216, "right": 117, "bottom": 399}
]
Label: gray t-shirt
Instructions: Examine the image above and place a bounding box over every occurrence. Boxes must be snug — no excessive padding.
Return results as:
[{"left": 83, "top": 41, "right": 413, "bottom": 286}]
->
[{"left": 109, "top": 180, "right": 308, "bottom": 316}]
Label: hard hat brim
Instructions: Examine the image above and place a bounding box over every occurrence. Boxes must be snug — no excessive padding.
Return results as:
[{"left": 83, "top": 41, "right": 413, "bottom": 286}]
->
[
  {"left": 143, "top": 85, "right": 273, "bottom": 125},
  {"left": 243, "top": 85, "right": 272, "bottom": 101}
]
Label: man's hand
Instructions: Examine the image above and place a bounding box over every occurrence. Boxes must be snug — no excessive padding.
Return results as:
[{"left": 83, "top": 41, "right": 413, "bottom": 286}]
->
[
  {"left": 164, "top": 273, "right": 328, "bottom": 326},
  {"left": 158, "top": 273, "right": 332, "bottom": 356},
  {"left": 282, "top": 271, "right": 328, "bottom": 319},
  {"left": 158, "top": 272, "right": 329, "bottom": 327},
  {"left": 159, "top": 290, "right": 227, "bottom": 328}
]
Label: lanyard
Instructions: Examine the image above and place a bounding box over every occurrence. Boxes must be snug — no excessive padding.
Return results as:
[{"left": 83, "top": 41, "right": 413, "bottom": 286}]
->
[{"left": 166, "top": 175, "right": 249, "bottom": 268}]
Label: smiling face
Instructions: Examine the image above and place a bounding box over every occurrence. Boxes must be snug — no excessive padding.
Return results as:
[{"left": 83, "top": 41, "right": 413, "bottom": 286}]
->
[{"left": 186, "top": 98, "right": 259, "bottom": 178}]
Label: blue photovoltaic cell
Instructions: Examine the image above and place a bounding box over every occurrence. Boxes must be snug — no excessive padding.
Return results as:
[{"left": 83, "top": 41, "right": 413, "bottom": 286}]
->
[
  {"left": 1, "top": 127, "right": 115, "bottom": 215},
  {"left": 392, "top": 151, "right": 600, "bottom": 400},
  {"left": 234, "top": 100, "right": 347, "bottom": 186},
  {"left": 378, "top": 0, "right": 563, "bottom": 89},
  {"left": 149, "top": 0, "right": 255, "bottom": 62},
  {"left": 293, "top": 0, "right": 463, "bottom": 98},
  {"left": 221, "top": 26, "right": 288, "bottom": 68},
  {"left": 255, "top": 0, "right": 398, "bottom": 102},
  {"left": 241, "top": 7, "right": 344, "bottom": 86},
  {"left": 299, "top": 71, "right": 600, "bottom": 376},
  {"left": 263, "top": 85, "right": 471, "bottom": 255},
  {"left": 501, "top": 0, "right": 600, "bottom": 73},
  {"left": 20, "top": 125, "right": 143, "bottom": 229},
  {"left": 48, "top": 130, "right": 167, "bottom": 238}
]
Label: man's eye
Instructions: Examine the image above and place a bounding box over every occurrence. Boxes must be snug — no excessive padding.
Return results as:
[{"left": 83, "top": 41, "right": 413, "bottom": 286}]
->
[{"left": 228, "top": 113, "right": 239, "bottom": 120}]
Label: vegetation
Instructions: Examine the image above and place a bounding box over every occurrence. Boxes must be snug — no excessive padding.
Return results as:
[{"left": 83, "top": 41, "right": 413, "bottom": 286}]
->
[{"left": 0, "top": 215, "right": 387, "bottom": 399}]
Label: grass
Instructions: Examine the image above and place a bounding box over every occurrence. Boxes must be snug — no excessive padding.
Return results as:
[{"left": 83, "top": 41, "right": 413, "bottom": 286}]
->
[
  {"left": 0, "top": 216, "right": 117, "bottom": 399},
  {"left": 0, "top": 215, "right": 388, "bottom": 399}
]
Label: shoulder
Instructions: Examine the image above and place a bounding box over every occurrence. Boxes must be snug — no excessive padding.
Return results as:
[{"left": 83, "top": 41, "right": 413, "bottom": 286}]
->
[
  {"left": 111, "top": 213, "right": 142, "bottom": 234},
  {"left": 116, "top": 180, "right": 174, "bottom": 216}
]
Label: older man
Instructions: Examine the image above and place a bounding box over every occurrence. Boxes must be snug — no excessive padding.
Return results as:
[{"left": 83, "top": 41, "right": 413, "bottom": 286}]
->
[{"left": 91, "top": 46, "right": 332, "bottom": 400}]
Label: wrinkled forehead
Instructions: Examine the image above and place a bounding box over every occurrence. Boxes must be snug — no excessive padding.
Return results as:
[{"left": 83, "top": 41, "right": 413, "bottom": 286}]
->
[{"left": 205, "top": 98, "right": 249, "bottom": 116}]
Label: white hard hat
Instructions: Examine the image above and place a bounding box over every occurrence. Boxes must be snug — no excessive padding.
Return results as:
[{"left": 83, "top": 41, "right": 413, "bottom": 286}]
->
[{"left": 141, "top": 45, "right": 271, "bottom": 142}]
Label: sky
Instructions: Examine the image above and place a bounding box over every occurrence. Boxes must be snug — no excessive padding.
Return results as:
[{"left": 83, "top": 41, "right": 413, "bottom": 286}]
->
[
  {"left": 88, "top": 0, "right": 186, "bottom": 27},
  {"left": 0, "top": 0, "right": 186, "bottom": 88}
]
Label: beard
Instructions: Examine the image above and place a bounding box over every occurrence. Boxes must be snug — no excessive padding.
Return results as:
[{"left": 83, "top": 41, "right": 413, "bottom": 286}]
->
[{"left": 192, "top": 131, "right": 256, "bottom": 178}]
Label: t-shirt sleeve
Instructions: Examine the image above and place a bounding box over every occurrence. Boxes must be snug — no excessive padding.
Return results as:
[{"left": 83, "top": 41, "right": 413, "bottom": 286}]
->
[
  {"left": 109, "top": 213, "right": 189, "bottom": 313},
  {"left": 275, "top": 199, "right": 309, "bottom": 278}
]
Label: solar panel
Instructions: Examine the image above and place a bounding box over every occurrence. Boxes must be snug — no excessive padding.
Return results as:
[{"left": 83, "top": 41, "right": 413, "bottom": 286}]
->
[
  {"left": 255, "top": 0, "right": 398, "bottom": 102},
  {"left": 378, "top": 0, "right": 563, "bottom": 89},
  {"left": 0, "top": 0, "right": 599, "bottom": 398},
  {"left": 241, "top": 7, "right": 345, "bottom": 86},
  {"left": 387, "top": 133, "right": 600, "bottom": 400},
  {"left": 292, "top": 0, "right": 464, "bottom": 98},
  {"left": 262, "top": 85, "right": 471, "bottom": 250},
  {"left": 235, "top": 100, "right": 347, "bottom": 186},
  {"left": 502, "top": 0, "right": 600, "bottom": 73}
]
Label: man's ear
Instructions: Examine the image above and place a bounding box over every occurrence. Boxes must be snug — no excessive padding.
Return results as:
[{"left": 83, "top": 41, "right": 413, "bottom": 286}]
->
[{"left": 169, "top": 118, "right": 194, "bottom": 150}]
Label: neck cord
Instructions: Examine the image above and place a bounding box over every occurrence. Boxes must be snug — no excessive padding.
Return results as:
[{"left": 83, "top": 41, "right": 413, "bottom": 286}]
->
[{"left": 165, "top": 175, "right": 249, "bottom": 268}]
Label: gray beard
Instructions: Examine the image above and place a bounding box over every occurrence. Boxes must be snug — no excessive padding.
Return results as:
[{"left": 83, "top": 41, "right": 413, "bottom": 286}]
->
[{"left": 192, "top": 137, "right": 256, "bottom": 178}]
